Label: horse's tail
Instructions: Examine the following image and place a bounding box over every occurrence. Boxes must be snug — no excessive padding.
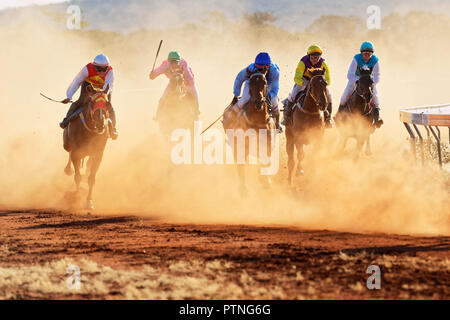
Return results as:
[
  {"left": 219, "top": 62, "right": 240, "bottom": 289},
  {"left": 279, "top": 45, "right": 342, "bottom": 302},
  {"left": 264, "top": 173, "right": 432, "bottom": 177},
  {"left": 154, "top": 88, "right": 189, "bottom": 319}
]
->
[{"left": 64, "top": 152, "right": 73, "bottom": 176}]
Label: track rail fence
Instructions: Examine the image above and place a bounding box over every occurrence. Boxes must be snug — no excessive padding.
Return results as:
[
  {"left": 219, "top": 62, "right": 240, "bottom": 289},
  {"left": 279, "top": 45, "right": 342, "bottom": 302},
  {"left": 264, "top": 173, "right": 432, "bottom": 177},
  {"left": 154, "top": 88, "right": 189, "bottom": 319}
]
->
[{"left": 399, "top": 104, "right": 450, "bottom": 167}]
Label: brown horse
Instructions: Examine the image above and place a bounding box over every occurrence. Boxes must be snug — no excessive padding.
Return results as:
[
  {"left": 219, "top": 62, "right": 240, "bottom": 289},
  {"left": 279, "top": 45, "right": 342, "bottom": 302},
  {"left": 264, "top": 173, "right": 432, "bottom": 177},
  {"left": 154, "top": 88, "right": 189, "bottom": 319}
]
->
[
  {"left": 155, "top": 71, "right": 198, "bottom": 138},
  {"left": 63, "top": 84, "right": 110, "bottom": 210},
  {"left": 334, "top": 67, "right": 376, "bottom": 161},
  {"left": 223, "top": 72, "right": 276, "bottom": 196},
  {"left": 285, "top": 68, "right": 329, "bottom": 185}
]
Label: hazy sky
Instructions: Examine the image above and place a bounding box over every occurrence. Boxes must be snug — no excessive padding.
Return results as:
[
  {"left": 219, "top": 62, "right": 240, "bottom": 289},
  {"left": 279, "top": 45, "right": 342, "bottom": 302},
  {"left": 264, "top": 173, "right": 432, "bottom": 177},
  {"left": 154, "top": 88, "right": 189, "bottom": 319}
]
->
[{"left": 0, "top": 0, "right": 68, "bottom": 10}]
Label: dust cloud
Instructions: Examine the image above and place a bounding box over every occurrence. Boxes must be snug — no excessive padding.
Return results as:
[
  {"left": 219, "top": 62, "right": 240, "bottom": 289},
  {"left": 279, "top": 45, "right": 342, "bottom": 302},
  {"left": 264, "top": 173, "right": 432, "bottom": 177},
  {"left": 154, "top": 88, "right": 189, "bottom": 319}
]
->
[{"left": 0, "top": 8, "right": 449, "bottom": 236}]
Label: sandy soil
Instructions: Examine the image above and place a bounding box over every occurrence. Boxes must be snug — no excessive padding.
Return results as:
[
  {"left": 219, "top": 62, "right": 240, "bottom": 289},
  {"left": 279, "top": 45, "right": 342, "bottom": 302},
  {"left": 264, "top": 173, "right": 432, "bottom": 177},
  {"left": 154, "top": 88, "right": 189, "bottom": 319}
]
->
[{"left": 0, "top": 209, "right": 448, "bottom": 299}]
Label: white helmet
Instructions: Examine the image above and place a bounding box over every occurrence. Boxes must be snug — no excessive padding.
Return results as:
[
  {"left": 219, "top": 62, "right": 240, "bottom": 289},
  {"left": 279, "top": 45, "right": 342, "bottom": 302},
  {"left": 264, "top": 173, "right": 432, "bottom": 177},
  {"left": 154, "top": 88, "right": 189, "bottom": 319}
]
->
[{"left": 93, "top": 54, "right": 110, "bottom": 67}]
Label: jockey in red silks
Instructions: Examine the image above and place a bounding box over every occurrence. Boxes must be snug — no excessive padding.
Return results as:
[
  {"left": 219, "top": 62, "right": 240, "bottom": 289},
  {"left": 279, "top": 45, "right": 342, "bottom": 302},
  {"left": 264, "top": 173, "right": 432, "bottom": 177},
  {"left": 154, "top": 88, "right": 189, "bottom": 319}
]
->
[{"left": 60, "top": 54, "right": 118, "bottom": 139}]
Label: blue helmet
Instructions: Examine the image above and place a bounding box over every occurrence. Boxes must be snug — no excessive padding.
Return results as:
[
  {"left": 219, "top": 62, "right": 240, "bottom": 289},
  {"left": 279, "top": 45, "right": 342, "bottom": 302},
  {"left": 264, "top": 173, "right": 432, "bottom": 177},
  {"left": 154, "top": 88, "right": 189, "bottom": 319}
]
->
[
  {"left": 255, "top": 52, "right": 271, "bottom": 66},
  {"left": 360, "top": 41, "right": 374, "bottom": 52}
]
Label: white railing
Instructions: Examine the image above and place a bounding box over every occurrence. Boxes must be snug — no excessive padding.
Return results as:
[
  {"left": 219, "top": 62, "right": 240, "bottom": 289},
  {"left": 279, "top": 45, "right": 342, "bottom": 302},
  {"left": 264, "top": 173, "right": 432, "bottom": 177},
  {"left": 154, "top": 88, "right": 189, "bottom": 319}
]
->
[{"left": 399, "top": 104, "right": 450, "bottom": 167}]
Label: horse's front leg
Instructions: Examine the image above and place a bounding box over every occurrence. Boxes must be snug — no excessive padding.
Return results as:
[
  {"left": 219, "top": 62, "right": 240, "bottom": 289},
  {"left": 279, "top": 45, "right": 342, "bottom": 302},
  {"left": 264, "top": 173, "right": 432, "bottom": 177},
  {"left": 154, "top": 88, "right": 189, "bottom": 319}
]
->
[
  {"left": 71, "top": 152, "right": 82, "bottom": 193},
  {"left": 353, "top": 138, "right": 364, "bottom": 162},
  {"left": 365, "top": 135, "right": 372, "bottom": 156},
  {"left": 64, "top": 152, "right": 74, "bottom": 176},
  {"left": 286, "top": 130, "right": 295, "bottom": 186},
  {"left": 257, "top": 131, "right": 272, "bottom": 189},
  {"left": 86, "top": 153, "right": 103, "bottom": 210},
  {"left": 295, "top": 136, "right": 305, "bottom": 176}
]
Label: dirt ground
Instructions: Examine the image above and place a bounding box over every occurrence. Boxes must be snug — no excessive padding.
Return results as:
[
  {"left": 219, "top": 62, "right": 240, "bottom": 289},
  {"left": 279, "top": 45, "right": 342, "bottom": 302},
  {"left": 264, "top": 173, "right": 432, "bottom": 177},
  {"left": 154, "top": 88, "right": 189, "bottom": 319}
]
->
[{"left": 0, "top": 208, "right": 448, "bottom": 299}]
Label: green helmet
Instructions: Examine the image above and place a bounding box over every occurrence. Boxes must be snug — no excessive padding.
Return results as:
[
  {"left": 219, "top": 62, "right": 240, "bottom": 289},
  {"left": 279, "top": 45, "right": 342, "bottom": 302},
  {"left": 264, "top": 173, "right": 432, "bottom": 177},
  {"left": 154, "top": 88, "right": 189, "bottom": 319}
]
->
[{"left": 168, "top": 51, "right": 181, "bottom": 61}]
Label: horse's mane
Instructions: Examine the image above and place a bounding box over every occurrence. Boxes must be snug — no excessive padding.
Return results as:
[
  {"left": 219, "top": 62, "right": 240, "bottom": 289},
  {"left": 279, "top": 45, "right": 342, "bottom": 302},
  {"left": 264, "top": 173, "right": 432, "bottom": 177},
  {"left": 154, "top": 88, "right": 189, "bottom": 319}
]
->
[
  {"left": 250, "top": 72, "right": 266, "bottom": 81},
  {"left": 307, "top": 68, "right": 325, "bottom": 77}
]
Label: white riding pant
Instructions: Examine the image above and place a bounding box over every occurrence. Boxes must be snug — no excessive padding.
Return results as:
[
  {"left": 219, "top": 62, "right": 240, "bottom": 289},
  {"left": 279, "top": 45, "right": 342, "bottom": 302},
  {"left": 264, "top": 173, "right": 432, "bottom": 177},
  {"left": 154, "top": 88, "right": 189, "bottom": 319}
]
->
[
  {"left": 236, "top": 80, "right": 279, "bottom": 111},
  {"left": 340, "top": 81, "right": 379, "bottom": 107}
]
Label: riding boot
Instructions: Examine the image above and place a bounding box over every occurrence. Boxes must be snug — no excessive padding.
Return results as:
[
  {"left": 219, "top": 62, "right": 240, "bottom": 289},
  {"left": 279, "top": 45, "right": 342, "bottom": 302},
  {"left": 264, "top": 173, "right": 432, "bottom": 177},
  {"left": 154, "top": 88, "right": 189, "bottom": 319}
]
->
[
  {"left": 60, "top": 101, "right": 81, "bottom": 129},
  {"left": 324, "top": 103, "right": 333, "bottom": 128},
  {"left": 373, "top": 106, "right": 383, "bottom": 128},
  {"left": 281, "top": 99, "right": 294, "bottom": 126},
  {"left": 108, "top": 106, "right": 118, "bottom": 140}
]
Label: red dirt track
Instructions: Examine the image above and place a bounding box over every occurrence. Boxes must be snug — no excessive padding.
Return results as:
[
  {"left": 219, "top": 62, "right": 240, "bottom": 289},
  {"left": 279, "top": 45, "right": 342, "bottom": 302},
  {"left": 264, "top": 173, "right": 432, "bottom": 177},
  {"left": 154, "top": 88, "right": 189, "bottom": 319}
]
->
[{"left": 0, "top": 209, "right": 448, "bottom": 299}]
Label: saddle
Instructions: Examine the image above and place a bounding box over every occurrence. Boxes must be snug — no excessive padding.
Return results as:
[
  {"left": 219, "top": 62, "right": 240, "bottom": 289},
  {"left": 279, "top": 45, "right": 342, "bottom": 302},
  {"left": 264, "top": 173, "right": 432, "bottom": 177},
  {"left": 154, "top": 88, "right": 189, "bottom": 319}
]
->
[{"left": 294, "top": 90, "right": 307, "bottom": 110}]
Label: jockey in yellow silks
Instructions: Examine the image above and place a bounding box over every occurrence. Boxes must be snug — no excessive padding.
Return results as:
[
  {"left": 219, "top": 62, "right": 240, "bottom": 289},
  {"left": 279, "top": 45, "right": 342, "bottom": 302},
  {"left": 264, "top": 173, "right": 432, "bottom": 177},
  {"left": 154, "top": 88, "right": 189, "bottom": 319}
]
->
[{"left": 281, "top": 44, "right": 333, "bottom": 127}]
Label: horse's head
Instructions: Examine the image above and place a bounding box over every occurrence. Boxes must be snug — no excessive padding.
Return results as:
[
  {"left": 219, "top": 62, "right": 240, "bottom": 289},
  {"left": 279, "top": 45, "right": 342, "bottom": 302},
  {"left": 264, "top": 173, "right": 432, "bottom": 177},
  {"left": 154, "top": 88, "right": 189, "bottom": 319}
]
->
[
  {"left": 171, "top": 70, "right": 186, "bottom": 99},
  {"left": 307, "top": 68, "right": 328, "bottom": 111},
  {"left": 249, "top": 72, "right": 267, "bottom": 111},
  {"left": 356, "top": 67, "right": 374, "bottom": 103},
  {"left": 86, "top": 84, "right": 109, "bottom": 134}
]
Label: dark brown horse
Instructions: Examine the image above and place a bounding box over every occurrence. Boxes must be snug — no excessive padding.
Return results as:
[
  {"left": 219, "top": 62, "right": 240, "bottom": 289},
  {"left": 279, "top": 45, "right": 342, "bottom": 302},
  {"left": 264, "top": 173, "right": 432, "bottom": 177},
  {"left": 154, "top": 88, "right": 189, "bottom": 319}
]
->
[
  {"left": 285, "top": 68, "right": 329, "bottom": 185},
  {"left": 334, "top": 67, "right": 376, "bottom": 161},
  {"left": 223, "top": 72, "right": 276, "bottom": 196},
  {"left": 63, "top": 84, "right": 110, "bottom": 210},
  {"left": 155, "top": 71, "right": 197, "bottom": 138}
]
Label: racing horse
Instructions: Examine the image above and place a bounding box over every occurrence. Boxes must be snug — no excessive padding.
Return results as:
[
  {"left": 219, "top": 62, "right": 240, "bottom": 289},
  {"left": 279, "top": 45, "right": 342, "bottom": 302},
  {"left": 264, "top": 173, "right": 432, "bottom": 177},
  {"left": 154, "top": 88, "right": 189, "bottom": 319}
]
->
[
  {"left": 285, "top": 68, "right": 329, "bottom": 185},
  {"left": 155, "top": 70, "right": 198, "bottom": 137},
  {"left": 223, "top": 72, "right": 276, "bottom": 196},
  {"left": 334, "top": 67, "right": 378, "bottom": 161},
  {"left": 63, "top": 84, "right": 111, "bottom": 210}
]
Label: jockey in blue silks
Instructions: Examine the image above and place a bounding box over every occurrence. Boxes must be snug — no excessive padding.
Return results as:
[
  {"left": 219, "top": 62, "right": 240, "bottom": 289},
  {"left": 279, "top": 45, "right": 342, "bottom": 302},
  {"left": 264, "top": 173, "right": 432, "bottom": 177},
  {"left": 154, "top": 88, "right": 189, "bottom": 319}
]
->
[
  {"left": 228, "top": 52, "right": 281, "bottom": 130},
  {"left": 339, "top": 41, "right": 383, "bottom": 126}
]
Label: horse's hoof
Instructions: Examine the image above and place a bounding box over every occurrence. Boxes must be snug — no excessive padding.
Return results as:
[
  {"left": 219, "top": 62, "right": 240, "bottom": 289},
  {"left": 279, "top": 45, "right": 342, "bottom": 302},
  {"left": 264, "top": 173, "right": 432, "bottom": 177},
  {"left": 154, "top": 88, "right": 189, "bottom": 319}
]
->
[
  {"left": 85, "top": 200, "right": 94, "bottom": 211},
  {"left": 64, "top": 167, "right": 74, "bottom": 176},
  {"left": 296, "top": 168, "right": 305, "bottom": 176}
]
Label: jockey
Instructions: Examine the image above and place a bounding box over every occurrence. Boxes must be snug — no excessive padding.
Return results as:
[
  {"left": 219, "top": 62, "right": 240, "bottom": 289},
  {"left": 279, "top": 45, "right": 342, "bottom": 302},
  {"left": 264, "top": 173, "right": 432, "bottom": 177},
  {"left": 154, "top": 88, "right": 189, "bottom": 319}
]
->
[
  {"left": 339, "top": 41, "right": 382, "bottom": 127},
  {"left": 149, "top": 51, "right": 200, "bottom": 118},
  {"left": 281, "top": 44, "right": 332, "bottom": 128},
  {"left": 229, "top": 52, "right": 281, "bottom": 130},
  {"left": 60, "top": 54, "right": 118, "bottom": 139},
  {"left": 59, "top": 54, "right": 118, "bottom": 139}
]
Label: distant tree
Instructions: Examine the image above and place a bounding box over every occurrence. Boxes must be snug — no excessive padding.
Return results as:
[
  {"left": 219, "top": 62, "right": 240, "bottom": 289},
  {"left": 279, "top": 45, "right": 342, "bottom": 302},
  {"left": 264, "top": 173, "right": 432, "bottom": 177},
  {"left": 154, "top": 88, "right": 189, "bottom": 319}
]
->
[{"left": 243, "top": 11, "right": 277, "bottom": 27}]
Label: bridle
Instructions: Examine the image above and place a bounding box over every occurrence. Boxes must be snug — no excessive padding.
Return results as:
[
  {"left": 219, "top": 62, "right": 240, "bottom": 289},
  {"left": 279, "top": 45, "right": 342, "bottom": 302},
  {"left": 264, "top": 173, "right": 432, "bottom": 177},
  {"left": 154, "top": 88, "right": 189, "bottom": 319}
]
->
[
  {"left": 79, "top": 92, "right": 109, "bottom": 135},
  {"left": 242, "top": 72, "right": 270, "bottom": 127},
  {"left": 249, "top": 72, "right": 267, "bottom": 108},
  {"left": 173, "top": 72, "right": 186, "bottom": 99},
  {"left": 300, "top": 74, "right": 328, "bottom": 115},
  {"left": 352, "top": 74, "right": 373, "bottom": 115}
]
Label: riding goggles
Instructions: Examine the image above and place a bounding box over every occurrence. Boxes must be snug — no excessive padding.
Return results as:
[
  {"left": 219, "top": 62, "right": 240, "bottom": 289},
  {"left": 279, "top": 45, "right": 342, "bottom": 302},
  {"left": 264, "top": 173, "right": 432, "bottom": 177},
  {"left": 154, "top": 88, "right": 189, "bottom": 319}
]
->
[
  {"left": 254, "top": 64, "right": 270, "bottom": 71},
  {"left": 95, "top": 65, "right": 108, "bottom": 72}
]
